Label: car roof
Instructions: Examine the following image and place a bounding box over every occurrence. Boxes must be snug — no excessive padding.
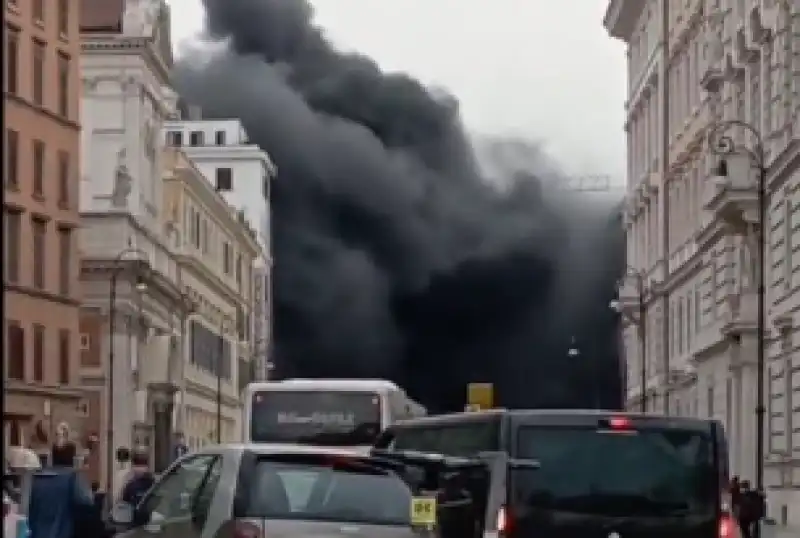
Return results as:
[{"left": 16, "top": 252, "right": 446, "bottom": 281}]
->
[{"left": 392, "top": 408, "right": 720, "bottom": 431}]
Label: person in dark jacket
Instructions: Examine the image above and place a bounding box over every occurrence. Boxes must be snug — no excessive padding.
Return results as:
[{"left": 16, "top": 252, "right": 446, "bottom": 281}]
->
[
  {"left": 28, "top": 442, "right": 103, "bottom": 538},
  {"left": 729, "top": 475, "right": 742, "bottom": 517},
  {"left": 120, "top": 449, "right": 155, "bottom": 509},
  {"left": 738, "top": 480, "right": 766, "bottom": 538}
]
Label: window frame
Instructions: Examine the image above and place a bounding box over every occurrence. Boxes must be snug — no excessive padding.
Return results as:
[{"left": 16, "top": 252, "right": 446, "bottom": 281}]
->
[
  {"left": 32, "top": 323, "right": 45, "bottom": 383},
  {"left": 6, "top": 321, "right": 25, "bottom": 381},
  {"left": 32, "top": 139, "right": 45, "bottom": 196},
  {"left": 58, "top": 329, "right": 70, "bottom": 385},
  {"left": 215, "top": 168, "right": 233, "bottom": 191},
  {"left": 58, "top": 226, "right": 72, "bottom": 295},
  {"left": 57, "top": 52, "right": 70, "bottom": 118},
  {"left": 32, "top": 39, "right": 45, "bottom": 106},
  {"left": 57, "top": 0, "right": 69, "bottom": 35},
  {"left": 57, "top": 150, "right": 70, "bottom": 207},
  {"left": 32, "top": 216, "right": 47, "bottom": 289},
  {"left": 4, "top": 209, "right": 21, "bottom": 284},
  {"left": 139, "top": 454, "right": 221, "bottom": 521},
  {"left": 189, "top": 131, "right": 204, "bottom": 146},
  {"left": 6, "top": 26, "right": 19, "bottom": 95}
]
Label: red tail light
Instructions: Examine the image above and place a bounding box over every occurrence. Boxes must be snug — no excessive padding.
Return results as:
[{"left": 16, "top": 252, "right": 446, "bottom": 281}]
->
[
  {"left": 718, "top": 513, "right": 735, "bottom": 538},
  {"left": 609, "top": 416, "right": 632, "bottom": 429},
  {"left": 233, "top": 521, "right": 262, "bottom": 538}
]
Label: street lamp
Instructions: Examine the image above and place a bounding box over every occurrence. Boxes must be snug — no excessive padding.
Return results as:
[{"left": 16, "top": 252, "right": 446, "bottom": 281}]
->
[
  {"left": 106, "top": 246, "right": 149, "bottom": 505},
  {"left": 707, "top": 119, "right": 767, "bottom": 506},
  {"left": 216, "top": 318, "right": 228, "bottom": 444},
  {"left": 610, "top": 267, "right": 647, "bottom": 412},
  {"left": 567, "top": 336, "right": 602, "bottom": 409}
]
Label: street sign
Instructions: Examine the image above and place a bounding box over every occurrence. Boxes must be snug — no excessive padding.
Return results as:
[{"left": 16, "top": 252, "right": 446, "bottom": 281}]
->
[
  {"left": 467, "top": 383, "right": 494, "bottom": 410},
  {"left": 410, "top": 496, "right": 437, "bottom": 527}
]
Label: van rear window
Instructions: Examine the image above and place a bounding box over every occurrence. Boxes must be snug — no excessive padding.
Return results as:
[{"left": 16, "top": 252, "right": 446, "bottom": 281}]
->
[
  {"left": 392, "top": 419, "right": 500, "bottom": 456},
  {"left": 512, "top": 426, "right": 717, "bottom": 516}
]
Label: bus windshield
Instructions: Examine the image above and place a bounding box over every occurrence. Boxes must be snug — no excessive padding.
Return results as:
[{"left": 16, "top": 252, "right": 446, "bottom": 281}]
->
[
  {"left": 250, "top": 391, "right": 382, "bottom": 446},
  {"left": 512, "top": 426, "right": 717, "bottom": 517}
]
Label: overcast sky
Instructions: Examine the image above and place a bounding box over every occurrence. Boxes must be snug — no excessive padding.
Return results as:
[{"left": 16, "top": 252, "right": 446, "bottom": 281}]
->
[{"left": 168, "top": 0, "right": 626, "bottom": 182}]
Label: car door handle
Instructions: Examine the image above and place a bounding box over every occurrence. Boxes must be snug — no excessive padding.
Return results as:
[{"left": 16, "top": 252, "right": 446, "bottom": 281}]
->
[{"left": 144, "top": 521, "right": 163, "bottom": 534}]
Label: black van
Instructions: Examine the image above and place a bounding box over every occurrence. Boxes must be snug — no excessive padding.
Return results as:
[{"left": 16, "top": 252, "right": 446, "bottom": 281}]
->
[{"left": 374, "top": 409, "right": 735, "bottom": 538}]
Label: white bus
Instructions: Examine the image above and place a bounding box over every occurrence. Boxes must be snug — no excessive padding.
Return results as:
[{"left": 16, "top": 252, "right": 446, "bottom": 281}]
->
[{"left": 243, "top": 379, "right": 426, "bottom": 450}]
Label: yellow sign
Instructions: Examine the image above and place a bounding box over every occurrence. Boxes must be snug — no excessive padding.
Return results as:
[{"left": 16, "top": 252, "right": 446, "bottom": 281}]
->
[
  {"left": 410, "top": 497, "right": 437, "bottom": 527},
  {"left": 467, "top": 383, "right": 494, "bottom": 410}
]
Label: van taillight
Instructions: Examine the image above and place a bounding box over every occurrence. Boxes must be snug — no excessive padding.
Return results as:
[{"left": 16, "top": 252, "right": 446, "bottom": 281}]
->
[
  {"left": 233, "top": 521, "right": 263, "bottom": 538},
  {"left": 718, "top": 513, "right": 735, "bottom": 538},
  {"left": 497, "top": 505, "right": 510, "bottom": 534}
]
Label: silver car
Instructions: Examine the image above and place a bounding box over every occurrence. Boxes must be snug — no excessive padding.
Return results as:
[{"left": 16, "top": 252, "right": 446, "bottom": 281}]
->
[{"left": 111, "top": 444, "right": 420, "bottom": 538}]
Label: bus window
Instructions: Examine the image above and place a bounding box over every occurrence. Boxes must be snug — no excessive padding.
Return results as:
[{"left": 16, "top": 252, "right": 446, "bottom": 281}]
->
[{"left": 250, "top": 390, "right": 382, "bottom": 446}]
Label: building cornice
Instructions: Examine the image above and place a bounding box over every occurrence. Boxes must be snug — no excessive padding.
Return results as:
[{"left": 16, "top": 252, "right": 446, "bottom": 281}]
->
[
  {"left": 81, "top": 37, "right": 170, "bottom": 87},
  {"left": 177, "top": 255, "right": 245, "bottom": 311},
  {"left": 603, "top": 0, "right": 645, "bottom": 42}
]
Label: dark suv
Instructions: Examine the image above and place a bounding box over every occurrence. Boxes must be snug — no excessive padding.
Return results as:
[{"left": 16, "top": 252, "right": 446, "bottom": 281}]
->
[{"left": 376, "top": 409, "right": 735, "bottom": 538}]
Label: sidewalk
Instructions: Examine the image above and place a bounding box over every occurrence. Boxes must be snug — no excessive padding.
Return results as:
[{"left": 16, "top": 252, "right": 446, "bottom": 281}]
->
[{"left": 762, "top": 521, "right": 799, "bottom": 538}]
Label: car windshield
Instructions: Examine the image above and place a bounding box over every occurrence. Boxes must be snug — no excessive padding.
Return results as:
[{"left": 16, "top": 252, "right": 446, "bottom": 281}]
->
[
  {"left": 242, "top": 457, "right": 411, "bottom": 525},
  {"left": 250, "top": 391, "right": 382, "bottom": 446},
  {"left": 512, "top": 426, "right": 717, "bottom": 517}
]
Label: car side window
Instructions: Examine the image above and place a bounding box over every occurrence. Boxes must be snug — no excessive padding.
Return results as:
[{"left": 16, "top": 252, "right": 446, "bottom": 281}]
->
[
  {"left": 142, "top": 455, "right": 218, "bottom": 520},
  {"left": 191, "top": 457, "right": 223, "bottom": 529}
]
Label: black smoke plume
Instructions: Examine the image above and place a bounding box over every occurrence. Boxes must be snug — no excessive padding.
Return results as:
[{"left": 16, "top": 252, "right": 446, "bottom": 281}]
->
[{"left": 174, "top": 0, "right": 625, "bottom": 413}]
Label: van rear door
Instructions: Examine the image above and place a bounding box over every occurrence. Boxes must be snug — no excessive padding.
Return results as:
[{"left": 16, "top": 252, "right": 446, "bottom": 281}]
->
[{"left": 506, "top": 416, "right": 720, "bottom": 538}]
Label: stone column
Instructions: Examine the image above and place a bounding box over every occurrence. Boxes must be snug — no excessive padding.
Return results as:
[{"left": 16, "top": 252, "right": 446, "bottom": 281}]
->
[
  {"left": 149, "top": 383, "right": 176, "bottom": 473},
  {"left": 731, "top": 334, "right": 760, "bottom": 481}
]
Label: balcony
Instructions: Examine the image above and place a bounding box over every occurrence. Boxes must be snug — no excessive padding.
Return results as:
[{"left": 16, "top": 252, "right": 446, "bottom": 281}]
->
[
  {"left": 720, "top": 291, "right": 759, "bottom": 338},
  {"left": 604, "top": 0, "right": 646, "bottom": 41},
  {"left": 616, "top": 281, "right": 642, "bottom": 318},
  {"left": 703, "top": 152, "right": 760, "bottom": 222}
]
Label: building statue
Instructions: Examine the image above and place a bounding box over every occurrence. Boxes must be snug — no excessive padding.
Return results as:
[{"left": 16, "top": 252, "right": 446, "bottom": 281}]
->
[
  {"left": 111, "top": 149, "right": 133, "bottom": 207},
  {"left": 706, "top": 10, "right": 725, "bottom": 65},
  {"left": 741, "top": 223, "right": 761, "bottom": 291},
  {"left": 123, "top": 0, "right": 161, "bottom": 38}
]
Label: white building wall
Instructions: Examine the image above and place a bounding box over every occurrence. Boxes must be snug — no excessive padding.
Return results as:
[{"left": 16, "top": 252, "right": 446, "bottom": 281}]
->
[
  {"left": 163, "top": 118, "right": 276, "bottom": 378},
  {"left": 79, "top": 0, "right": 186, "bottom": 480},
  {"left": 80, "top": 53, "right": 178, "bottom": 235},
  {"left": 612, "top": 0, "right": 666, "bottom": 411},
  {"left": 162, "top": 119, "right": 275, "bottom": 254},
  {"left": 607, "top": 0, "right": 800, "bottom": 526}
]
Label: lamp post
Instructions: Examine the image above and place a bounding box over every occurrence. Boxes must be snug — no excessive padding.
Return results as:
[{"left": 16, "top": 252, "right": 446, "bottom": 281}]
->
[
  {"left": 567, "top": 336, "right": 601, "bottom": 408},
  {"left": 610, "top": 267, "right": 646, "bottom": 412},
  {"left": 106, "top": 246, "right": 148, "bottom": 505},
  {"left": 216, "top": 318, "right": 226, "bottom": 444},
  {"left": 707, "top": 119, "right": 767, "bottom": 511}
]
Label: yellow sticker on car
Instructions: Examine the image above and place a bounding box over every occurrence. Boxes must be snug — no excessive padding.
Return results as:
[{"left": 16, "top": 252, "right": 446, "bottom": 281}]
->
[{"left": 410, "top": 496, "right": 437, "bottom": 526}]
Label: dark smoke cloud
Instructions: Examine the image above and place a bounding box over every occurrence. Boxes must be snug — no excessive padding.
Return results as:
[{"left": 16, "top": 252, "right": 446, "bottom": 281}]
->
[{"left": 174, "top": 0, "right": 625, "bottom": 413}]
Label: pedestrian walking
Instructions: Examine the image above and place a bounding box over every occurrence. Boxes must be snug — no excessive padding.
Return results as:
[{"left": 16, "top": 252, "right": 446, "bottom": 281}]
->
[
  {"left": 730, "top": 475, "right": 742, "bottom": 519},
  {"left": 119, "top": 448, "right": 155, "bottom": 509},
  {"left": 738, "top": 480, "right": 766, "bottom": 538},
  {"left": 27, "top": 441, "right": 105, "bottom": 538}
]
